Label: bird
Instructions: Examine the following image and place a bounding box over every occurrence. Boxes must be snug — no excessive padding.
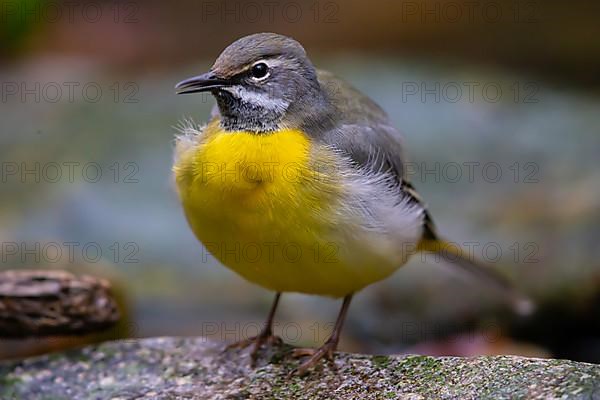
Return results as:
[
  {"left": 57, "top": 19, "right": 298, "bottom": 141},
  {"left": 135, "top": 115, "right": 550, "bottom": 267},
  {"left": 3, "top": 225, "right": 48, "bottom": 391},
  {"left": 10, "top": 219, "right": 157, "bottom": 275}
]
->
[{"left": 172, "top": 32, "right": 532, "bottom": 375}]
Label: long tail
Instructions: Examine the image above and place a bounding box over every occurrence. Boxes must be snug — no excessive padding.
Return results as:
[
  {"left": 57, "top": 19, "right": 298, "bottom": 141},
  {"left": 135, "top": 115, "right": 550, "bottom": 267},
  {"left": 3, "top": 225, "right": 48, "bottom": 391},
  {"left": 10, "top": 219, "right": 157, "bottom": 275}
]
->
[{"left": 417, "top": 238, "right": 535, "bottom": 315}]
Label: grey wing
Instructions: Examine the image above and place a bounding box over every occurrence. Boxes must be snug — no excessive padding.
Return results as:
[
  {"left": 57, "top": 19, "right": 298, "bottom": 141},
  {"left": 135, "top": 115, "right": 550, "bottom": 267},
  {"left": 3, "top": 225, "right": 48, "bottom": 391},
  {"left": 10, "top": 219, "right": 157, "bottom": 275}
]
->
[
  {"left": 315, "top": 72, "right": 533, "bottom": 311},
  {"left": 317, "top": 70, "right": 437, "bottom": 239},
  {"left": 316, "top": 77, "right": 532, "bottom": 310},
  {"left": 317, "top": 70, "right": 406, "bottom": 179},
  {"left": 321, "top": 122, "right": 407, "bottom": 182},
  {"left": 322, "top": 121, "right": 439, "bottom": 241}
]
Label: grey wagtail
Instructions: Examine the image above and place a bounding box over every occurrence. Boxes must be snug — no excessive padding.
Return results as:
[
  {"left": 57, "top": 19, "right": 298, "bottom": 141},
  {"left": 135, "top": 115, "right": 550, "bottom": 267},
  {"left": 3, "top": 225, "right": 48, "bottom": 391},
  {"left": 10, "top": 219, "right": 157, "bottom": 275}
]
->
[{"left": 173, "top": 32, "right": 532, "bottom": 375}]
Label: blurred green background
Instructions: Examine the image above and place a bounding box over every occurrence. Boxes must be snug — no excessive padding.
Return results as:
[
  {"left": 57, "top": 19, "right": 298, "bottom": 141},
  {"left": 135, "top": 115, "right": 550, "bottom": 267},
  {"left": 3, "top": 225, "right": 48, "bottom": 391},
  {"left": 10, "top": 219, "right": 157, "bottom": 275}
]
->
[{"left": 1, "top": 0, "right": 599, "bottom": 363}]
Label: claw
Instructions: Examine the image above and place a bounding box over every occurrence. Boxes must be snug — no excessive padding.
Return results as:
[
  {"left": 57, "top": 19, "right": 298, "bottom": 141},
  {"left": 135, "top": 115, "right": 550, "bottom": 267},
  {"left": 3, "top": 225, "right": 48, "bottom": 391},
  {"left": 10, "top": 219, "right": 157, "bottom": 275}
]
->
[
  {"left": 224, "top": 332, "right": 283, "bottom": 365},
  {"left": 267, "top": 335, "right": 283, "bottom": 346},
  {"left": 288, "top": 294, "right": 353, "bottom": 376},
  {"left": 291, "top": 348, "right": 316, "bottom": 358},
  {"left": 289, "top": 341, "right": 338, "bottom": 376},
  {"left": 222, "top": 293, "right": 284, "bottom": 366}
]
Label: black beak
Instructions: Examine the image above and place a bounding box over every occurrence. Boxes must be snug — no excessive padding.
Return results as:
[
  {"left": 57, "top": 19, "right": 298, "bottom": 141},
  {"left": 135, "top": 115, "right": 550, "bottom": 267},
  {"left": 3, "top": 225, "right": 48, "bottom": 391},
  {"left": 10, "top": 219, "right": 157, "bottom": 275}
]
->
[{"left": 175, "top": 72, "right": 231, "bottom": 94}]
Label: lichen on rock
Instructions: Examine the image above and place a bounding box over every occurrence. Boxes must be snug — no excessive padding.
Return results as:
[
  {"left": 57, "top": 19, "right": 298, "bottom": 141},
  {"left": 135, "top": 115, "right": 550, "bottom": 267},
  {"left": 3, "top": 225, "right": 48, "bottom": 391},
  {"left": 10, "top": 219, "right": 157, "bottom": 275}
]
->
[{"left": 0, "top": 337, "right": 598, "bottom": 399}]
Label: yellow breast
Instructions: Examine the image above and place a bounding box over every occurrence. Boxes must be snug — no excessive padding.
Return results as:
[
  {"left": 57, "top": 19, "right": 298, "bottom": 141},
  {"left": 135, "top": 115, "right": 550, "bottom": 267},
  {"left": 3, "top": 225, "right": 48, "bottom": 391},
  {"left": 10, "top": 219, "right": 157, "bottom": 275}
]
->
[
  {"left": 187, "top": 120, "right": 313, "bottom": 207},
  {"left": 173, "top": 120, "right": 400, "bottom": 297},
  {"left": 175, "top": 120, "right": 330, "bottom": 227}
]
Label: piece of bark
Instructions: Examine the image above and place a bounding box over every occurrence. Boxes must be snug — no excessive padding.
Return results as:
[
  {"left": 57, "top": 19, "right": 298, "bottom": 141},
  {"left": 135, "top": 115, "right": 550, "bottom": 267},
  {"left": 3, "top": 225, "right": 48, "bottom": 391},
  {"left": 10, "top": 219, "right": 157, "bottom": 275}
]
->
[{"left": 0, "top": 270, "right": 120, "bottom": 338}]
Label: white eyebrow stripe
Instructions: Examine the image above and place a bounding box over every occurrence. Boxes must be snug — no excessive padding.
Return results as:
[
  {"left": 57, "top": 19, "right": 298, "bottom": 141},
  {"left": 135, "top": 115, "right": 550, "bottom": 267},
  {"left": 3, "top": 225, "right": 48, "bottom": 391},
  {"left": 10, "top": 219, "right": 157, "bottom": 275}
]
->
[{"left": 222, "top": 86, "right": 289, "bottom": 112}]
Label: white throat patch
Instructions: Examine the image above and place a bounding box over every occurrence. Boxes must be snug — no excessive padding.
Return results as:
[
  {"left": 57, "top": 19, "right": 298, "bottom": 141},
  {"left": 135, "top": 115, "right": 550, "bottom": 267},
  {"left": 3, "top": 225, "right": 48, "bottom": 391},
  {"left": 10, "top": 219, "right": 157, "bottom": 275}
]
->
[{"left": 222, "top": 85, "right": 290, "bottom": 113}]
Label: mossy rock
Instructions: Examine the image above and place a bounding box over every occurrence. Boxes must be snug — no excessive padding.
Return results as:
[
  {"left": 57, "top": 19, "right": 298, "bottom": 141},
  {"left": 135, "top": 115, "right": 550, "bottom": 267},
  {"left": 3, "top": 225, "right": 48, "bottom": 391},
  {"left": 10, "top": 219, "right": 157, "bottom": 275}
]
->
[{"left": 0, "top": 337, "right": 598, "bottom": 399}]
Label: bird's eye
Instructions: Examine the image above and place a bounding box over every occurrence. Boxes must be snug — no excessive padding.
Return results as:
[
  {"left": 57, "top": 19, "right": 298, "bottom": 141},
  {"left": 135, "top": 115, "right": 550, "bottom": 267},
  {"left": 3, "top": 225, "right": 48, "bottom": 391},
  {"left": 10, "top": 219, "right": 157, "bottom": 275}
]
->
[{"left": 250, "top": 62, "right": 269, "bottom": 80}]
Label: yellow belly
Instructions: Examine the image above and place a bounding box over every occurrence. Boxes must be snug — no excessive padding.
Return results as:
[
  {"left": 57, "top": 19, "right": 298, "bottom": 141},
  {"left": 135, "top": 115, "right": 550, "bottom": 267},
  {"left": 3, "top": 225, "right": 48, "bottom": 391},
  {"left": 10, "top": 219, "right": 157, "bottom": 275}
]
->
[{"left": 173, "top": 120, "right": 399, "bottom": 297}]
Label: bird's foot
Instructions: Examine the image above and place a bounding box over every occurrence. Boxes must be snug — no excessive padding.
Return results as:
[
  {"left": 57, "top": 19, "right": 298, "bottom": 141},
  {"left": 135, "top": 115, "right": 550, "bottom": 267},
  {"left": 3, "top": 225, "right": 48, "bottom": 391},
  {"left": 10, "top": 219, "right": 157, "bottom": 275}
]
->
[
  {"left": 289, "top": 340, "right": 337, "bottom": 376},
  {"left": 224, "top": 330, "right": 282, "bottom": 366}
]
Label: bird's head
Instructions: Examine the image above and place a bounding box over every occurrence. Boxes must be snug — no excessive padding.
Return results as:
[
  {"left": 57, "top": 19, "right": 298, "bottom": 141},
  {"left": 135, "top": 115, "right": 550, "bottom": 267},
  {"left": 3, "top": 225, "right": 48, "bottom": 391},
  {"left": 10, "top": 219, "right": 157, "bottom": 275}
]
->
[{"left": 175, "top": 33, "right": 328, "bottom": 133}]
